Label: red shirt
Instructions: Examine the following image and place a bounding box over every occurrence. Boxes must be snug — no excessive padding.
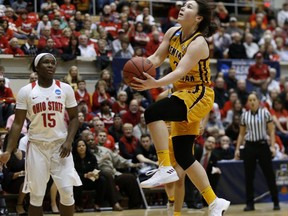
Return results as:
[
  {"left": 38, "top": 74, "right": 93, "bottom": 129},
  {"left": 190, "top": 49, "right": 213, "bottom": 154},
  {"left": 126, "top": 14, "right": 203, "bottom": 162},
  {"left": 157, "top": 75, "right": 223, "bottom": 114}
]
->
[
  {"left": 0, "top": 36, "right": 9, "bottom": 50},
  {"left": 92, "top": 91, "right": 112, "bottom": 113},
  {"left": 60, "top": 4, "right": 76, "bottom": 20},
  {"left": 15, "top": 17, "right": 34, "bottom": 34},
  {"left": 248, "top": 63, "right": 270, "bottom": 80},
  {"left": 75, "top": 90, "right": 92, "bottom": 112},
  {"left": 111, "top": 101, "right": 128, "bottom": 115},
  {"left": 121, "top": 110, "right": 141, "bottom": 126},
  {"left": 270, "top": 108, "right": 288, "bottom": 130},
  {"left": 4, "top": 47, "right": 24, "bottom": 56},
  {"left": 99, "top": 21, "right": 118, "bottom": 39},
  {"left": 0, "top": 87, "right": 15, "bottom": 103},
  {"left": 27, "top": 12, "right": 39, "bottom": 28}
]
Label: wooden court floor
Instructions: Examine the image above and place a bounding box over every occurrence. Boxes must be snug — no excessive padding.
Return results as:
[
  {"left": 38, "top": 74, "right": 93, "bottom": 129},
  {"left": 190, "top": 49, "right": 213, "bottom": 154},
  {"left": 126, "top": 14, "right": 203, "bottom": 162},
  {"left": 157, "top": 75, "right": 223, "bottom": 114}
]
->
[{"left": 44, "top": 202, "right": 288, "bottom": 216}]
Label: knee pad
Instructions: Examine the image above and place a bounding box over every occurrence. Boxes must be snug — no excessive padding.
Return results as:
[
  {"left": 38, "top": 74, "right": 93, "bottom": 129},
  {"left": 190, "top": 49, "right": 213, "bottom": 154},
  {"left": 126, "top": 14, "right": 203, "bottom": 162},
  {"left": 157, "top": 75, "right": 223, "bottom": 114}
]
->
[
  {"left": 30, "top": 194, "right": 45, "bottom": 207},
  {"left": 172, "top": 135, "right": 196, "bottom": 170},
  {"left": 58, "top": 186, "right": 74, "bottom": 206}
]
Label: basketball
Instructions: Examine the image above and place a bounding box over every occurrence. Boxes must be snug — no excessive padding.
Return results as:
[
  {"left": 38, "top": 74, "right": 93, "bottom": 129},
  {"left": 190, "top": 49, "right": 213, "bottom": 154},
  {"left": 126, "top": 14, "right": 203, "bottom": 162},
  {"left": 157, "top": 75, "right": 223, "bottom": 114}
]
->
[{"left": 122, "top": 57, "right": 156, "bottom": 86}]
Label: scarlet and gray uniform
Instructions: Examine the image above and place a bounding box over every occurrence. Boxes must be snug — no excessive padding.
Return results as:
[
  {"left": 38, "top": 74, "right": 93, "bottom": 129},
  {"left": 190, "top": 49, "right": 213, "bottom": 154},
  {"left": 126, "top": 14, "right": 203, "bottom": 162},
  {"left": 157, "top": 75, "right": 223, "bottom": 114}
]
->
[{"left": 16, "top": 80, "right": 81, "bottom": 195}]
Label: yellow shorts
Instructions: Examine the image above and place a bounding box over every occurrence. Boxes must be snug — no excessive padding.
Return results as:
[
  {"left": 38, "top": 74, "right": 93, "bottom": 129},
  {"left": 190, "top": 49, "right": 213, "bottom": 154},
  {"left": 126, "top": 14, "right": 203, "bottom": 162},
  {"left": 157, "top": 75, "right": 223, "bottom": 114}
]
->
[{"left": 171, "top": 85, "right": 214, "bottom": 137}]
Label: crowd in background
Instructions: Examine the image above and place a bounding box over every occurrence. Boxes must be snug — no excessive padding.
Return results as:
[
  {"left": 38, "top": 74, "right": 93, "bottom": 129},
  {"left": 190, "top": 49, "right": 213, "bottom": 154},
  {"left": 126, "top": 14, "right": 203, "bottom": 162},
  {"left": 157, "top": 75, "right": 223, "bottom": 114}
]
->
[{"left": 0, "top": 0, "right": 287, "bottom": 214}]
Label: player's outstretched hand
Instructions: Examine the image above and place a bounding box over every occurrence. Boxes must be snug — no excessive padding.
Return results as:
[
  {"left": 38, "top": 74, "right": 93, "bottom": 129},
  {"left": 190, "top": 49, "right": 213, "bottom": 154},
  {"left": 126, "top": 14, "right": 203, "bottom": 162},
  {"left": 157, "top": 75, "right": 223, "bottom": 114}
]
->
[
  {"left": 0, "top": 151, "right": 11, "bottom": 165},
  {"left": 131, "top": 72, "right": 157, "bottom": 91},
  {"left": 60, "top": 142, "right": 72, "bottom": 158}
]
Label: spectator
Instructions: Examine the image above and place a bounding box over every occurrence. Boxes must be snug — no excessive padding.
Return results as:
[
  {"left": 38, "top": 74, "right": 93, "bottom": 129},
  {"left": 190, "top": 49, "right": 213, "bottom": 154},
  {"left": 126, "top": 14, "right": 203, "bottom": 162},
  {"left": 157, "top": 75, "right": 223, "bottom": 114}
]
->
[
  {"left": 132, "top": 22, "right": 150, "bottom": 49},
  {"left": 79, "top": 19, "right": 99, "bottom": 40},
  {"left": 72, "top": 138, "right": 107, "bottom": 212},
  {"left": 92, "top": 80, "right": 113, "bottom": 114},
  {"left": 0, "top": 66, "right": 11, "bottom": 88},
  {"left": 20, "top": 33, "right": 38, "bottom": 56},
  {"left": 74, "top": 112, "right": 90, "bottom": 141},
  {"left": 112, "top": 28, "right": 134, "bottom": 56},
  {"left": 99, "top": 13, "right": 118, "bottom": 40},
  {"left": 60, "top": 0, "right": 76, "bottom": 21},
  {"left": 114, "top": 40, "right": 133, "bottom": 58},
  {"left": 225, "top": 17, "right": 244, "bottom": 37},
  {"left": 37, "top": 38, "right": 61, "bottom": 57},
  {"left": 29, "top": 72, "right": 38, "bottom": 83},
  {"left": 12, "top": 0, "right": 27, "bottom": 12},
  {"left": 267, "top": 68, "right": 280, "bottom": 93},
  {"left": 224, "top": 67, "right": 238, "bottom": 91},
  {"left": 277, "top": 2, "right": 288, "bottom": 28},
  {"left": 99, "top": 69, "right": 116, "bottom": 99},
  {"left": 0, "top": 75, "right": 15, "bottom": 127},
  {"left": 78, "top": 34, "right": 97, "bottom": 58},
  {"left": 111, "top": 91, "right": 128, "bottom": 116},
  {"left": 68, "top": 20, "right": 81, "bottom": 38},
  {"left": 133, "top": 113, "right": 150, "bottom": 140},
  {"left": 0, "top": 19, "right": 14, "bottom": 41},
  {"left": 145, "top": 30, "right": 162, "bottom": 56},
  {"left": 225, "top": 114, "right": 241, "bottom": 146},
  {"left": 6, "top": 107, "right": 28, "bottom": 135},
  {"left": 221, "top": 90, "right": 239, "bottom": 120},
  {"left": 214, "top": 135, "right": 235, "bottom": 160},
  {"left": 95, "top": 39, "right": 113, "bottom": 70},
  {"left": 224, "top": 99, "right": 245, "bottom": 128},
  {"left": 136, "top": 7, "right": 155, "bottom": 26},
  {"left": 243, "top": 32, "right": 259, "bottom": 59},
  {"left": 96, "top": 100, "right": 115, "bottom": 131},
  {"left": 247, "top": 52, "right": 270, "bottom": 91},
  {"left": 62, "top": 65, "right": 82, "bottom": 91},
  {"left": 73, "top": 0, "right": 90, "bottom": 14},
  {"left": 77, "top": 100, "right": 93, "bottom": 124},
  {"left": 2, "top": 133, "right": 27, "bottom": 215},
  {"left": 14, "top": 8, "right": 36, "bottom": 39},
  {"left": 163, "top": 1, "right": 182, "bottom": 31},
  {"left": 118, "top": 122, "right": 140, "bottom": 160},
  {"left": 270, "top": 98, "right": 288, "bottom": 150},
  {"left": 0, "top": 25, "right": 9, "bottom": 53},
  {"left": 214, "top": 77, "right": 229, "bottom": 109},
  {"left": 61, "top": 35, "right": 81, "bottom": 61},
  {"left": 92, "top": 131, "right": 142, "bottom": 209},
  {"left": 134, "top": 133, "right": 157, "bottom": 166},
  {"left": 121, "top": 99, "right": 141, "bottom": 126},
  {"left": 4, "top": 37, "right": 25, "bottom": 56},
  {"left": 73, "top": 11, "right": 84, "bottom": 32},
  {"left": 227, "top": 32, "right": 247, "bottom": 59},
  {"left": 214, "top": 2, "right": 230, "bottom": 26},
  {"left": 212, "top": 25, "right": 232, "bottom": 59},
  {"left": 108, "top": 113, "right": 123, "bottom": 143},
  {"left": 90, "top": 120, "right": 115, "bottom": 151},
  {"left": 37, "top": 26, "right": 61, "bottom": 52},
  {"left": 74, "top": 80, "right": 92, "bottom": 112},
  {"left": 36, "top": 14, "right": 51, "bottom": 38},
  {"left": 236, "top": 79, "right": 249, "bottom": 107},
  {"left": 206, "top": 111, "right": 225, "bottom": 137}
]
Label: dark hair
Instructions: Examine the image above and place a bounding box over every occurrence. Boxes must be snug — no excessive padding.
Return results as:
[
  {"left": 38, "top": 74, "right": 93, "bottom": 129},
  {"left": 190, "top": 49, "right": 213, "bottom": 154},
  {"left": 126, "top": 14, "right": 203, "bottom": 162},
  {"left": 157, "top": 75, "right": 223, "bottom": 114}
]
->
[
  {"left": 195, "top": 0, "right": 217, "bottom": 37},
  {"left": 30, "top": 56, "right": 38, "bottom": 72},
  {"left": 72, "top": 138, "right": 94, "bottom": 159},
  {"left": 140, "top": 134, "right": 151, "bottom": 140}
]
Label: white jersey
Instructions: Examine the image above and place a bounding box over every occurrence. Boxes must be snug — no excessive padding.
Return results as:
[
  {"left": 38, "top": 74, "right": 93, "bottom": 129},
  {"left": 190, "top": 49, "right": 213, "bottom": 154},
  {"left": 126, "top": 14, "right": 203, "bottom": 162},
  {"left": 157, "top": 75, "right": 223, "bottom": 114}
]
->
[{"left": 16, "top": 80, "right": 77, "bottom": 142}]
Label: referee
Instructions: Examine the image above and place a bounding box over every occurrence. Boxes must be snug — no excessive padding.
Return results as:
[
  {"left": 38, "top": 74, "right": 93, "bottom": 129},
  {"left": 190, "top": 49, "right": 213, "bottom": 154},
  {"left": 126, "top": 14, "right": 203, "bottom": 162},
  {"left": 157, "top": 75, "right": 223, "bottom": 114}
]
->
[{"left": 235, "top": 92, "right": 280, "bottom": 211}]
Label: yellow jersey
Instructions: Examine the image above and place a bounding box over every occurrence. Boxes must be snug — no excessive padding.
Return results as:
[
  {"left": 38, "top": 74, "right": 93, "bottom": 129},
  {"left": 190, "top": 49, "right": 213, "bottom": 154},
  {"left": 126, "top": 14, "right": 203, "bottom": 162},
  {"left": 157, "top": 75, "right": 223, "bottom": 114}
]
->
[{"left": 168, "top": 28, "right": 212, "bottom": 91}]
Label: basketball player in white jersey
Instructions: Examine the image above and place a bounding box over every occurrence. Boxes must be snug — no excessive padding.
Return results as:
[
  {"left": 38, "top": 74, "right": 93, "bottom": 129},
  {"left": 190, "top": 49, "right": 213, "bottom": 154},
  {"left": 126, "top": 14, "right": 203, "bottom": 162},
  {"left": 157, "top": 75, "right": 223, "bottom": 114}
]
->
[{"left": 0, "top": 53, "right": 82, "bottom": 216}]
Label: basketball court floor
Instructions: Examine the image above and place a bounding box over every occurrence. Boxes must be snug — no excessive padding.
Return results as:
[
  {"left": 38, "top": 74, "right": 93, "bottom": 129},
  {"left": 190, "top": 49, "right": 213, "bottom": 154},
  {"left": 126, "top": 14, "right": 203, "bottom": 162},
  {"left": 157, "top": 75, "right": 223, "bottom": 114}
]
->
[{"left": 44, "top": 202, "right": 288, "bottom": 216}]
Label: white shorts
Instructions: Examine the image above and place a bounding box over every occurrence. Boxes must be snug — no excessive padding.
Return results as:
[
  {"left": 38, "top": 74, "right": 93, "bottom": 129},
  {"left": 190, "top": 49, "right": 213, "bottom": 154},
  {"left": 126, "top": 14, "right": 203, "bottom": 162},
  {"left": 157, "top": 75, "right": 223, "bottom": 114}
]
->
[{"left": 23, "top": 139, "right": 82, "bottom": 196}]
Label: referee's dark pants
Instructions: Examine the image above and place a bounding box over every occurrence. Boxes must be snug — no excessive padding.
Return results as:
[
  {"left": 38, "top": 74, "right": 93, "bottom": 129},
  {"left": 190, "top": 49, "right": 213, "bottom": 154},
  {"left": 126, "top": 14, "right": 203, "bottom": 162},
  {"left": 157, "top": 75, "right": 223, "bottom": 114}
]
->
[{"left": 243, "top": 141, "right": 279, "bottom": 206}]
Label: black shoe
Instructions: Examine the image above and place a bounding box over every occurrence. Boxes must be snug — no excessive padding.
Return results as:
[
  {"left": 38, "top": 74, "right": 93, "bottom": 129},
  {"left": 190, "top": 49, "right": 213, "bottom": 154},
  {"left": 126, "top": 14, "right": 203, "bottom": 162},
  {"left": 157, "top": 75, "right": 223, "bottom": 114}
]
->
[
  {"left": 273, "top": 203, "right": 280, "bottom": 210},
  {"left": 244, "top": 205, "right": 255, "bottom": 211}
]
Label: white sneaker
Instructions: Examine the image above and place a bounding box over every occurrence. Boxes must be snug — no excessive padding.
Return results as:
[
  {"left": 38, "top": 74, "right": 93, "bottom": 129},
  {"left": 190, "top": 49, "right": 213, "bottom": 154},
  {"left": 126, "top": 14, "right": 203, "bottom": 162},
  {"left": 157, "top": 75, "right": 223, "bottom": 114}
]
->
[
  {"left": 140, "top": 166, "right": 179, "bottom": 188},
  {"left": 166, "top": 201, "right": 174, "bottom": 216},
  {"left": 208, "top": 198, "right": 230, "bottom": 216}
]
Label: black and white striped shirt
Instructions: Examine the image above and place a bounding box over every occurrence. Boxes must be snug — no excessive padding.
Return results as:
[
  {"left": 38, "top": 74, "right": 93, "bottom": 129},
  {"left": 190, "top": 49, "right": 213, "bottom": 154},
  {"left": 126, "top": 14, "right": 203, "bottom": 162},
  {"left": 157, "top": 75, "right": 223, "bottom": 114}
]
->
[{"left": 240, "top": 108, "right": 272, "bottom": 142}]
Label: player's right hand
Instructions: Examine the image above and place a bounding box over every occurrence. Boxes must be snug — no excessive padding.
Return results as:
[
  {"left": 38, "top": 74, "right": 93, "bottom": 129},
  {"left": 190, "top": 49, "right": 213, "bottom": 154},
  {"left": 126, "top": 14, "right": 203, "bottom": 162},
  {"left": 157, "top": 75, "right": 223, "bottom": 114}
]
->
[{"left": 0, "top": 151, "right": 11, "bottom": 165}]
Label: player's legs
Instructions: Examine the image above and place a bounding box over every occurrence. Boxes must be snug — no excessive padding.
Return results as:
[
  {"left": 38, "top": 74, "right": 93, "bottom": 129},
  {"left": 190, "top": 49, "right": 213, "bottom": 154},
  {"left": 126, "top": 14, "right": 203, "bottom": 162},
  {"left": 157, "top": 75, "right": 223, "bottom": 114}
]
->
[
  {"left": 141, "top": 96, "right": 187, "bottom": 188},
  {"left": 173, "top": 135, "right": 230, "bottom": 215},
  {"left": 58, "top": 186, "right": 74, "bottom": 216}
]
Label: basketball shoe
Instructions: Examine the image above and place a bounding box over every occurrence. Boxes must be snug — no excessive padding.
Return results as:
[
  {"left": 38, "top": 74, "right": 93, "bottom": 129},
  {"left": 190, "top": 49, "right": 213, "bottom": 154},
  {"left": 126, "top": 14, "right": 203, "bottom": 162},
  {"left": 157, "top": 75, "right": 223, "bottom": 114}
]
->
[
  {"left": 166, "top": 200, "right": 174, "bottom": 216},
  {"left": 140, "top": 165, "right": 179, "bottom": 188},
  {"left": 208, "top": 198, "right": 230, "bottom": 216}
]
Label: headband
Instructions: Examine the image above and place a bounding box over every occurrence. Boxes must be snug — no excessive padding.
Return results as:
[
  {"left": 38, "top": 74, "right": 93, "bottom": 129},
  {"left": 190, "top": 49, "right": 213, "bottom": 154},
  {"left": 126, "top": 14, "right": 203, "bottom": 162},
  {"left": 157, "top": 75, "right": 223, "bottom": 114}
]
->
[{"left": 34, "top": 53, "right": 57, "bottom": 68}]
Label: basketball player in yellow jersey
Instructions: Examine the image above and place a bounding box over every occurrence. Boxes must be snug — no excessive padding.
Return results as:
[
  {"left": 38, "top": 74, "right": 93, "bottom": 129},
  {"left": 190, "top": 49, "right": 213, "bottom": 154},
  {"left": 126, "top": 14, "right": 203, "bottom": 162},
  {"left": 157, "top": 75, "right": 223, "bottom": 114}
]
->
[{"left": 131, "top": 1, "right": 230, "bottom": 215}]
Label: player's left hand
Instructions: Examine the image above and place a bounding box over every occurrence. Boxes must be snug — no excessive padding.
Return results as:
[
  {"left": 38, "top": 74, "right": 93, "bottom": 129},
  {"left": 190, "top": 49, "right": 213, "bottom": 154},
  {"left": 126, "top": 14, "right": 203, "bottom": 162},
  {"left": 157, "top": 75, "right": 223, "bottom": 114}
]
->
[
  {"left": 130, "top": 72, "right": 157, "bottom": 91},
  {"left": 60, "top": 142, "right": 72, "bottom": 158}
]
